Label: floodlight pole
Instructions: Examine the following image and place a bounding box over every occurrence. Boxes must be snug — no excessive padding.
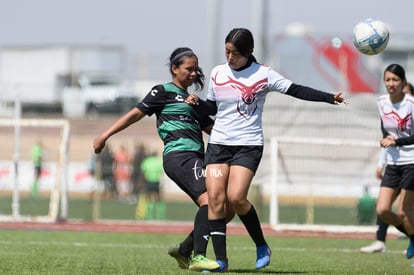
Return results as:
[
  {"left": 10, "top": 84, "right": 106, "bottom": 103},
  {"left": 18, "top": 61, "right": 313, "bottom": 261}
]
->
[
  {"left": 207, "top": 0, "right": 221, "bottom": 78},
  {"left": 252, "top": 0, "right": 268, "bottom": 63}
]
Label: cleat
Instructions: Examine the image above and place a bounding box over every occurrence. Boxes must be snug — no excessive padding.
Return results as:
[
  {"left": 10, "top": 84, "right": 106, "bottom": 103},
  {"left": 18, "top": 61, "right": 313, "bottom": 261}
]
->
[
  {"left": 189, "top": 255, "right": 220, "bottom": 271},
  {"left": 202, "top": 259, "right": 228, "bottom": 273},
  {"left": 406, "top": 239, "right": 414, "bottom": 259},
  {"left": 360, "top": 241, "right": 386, "bottom": 253},
  {"left": 256, "top": 244, "right": 271, "bottom": 269},
  {"left": 167, "top": 244, "right": 190, "bottom": 269}
]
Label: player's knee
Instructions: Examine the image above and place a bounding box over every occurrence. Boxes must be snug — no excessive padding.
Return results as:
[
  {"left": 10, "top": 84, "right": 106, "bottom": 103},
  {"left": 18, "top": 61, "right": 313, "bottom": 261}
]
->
[
  {"left": 228, "top": 196, "right": 249, "bottom": 213},
  {"left": 376, "top": 206, "right": 389, "bottom": 217}
]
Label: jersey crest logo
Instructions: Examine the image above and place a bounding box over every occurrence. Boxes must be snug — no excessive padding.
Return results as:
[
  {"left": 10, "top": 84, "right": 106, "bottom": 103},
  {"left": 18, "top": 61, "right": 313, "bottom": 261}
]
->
[
  {"left": 213, "top": 72, "right": 267, "bottom": 119},
  {"left": 381, "top": 105, "right": 412, "bottom": 133}
]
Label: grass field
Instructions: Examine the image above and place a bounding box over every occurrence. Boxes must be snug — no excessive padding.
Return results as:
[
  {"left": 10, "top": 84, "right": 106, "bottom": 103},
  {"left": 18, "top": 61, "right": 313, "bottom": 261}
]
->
[{"left": 0, "top": 229, "right": 412, "bottom": 274}]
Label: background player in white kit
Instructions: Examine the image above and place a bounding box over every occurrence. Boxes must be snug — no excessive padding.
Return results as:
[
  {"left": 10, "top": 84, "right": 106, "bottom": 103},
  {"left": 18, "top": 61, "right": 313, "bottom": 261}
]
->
[
  {"left": 360, "top": 81, "right": 414, "bottom": 254},
  {"left": 375, "top": 64, "right": 414, "bottom": 259}
]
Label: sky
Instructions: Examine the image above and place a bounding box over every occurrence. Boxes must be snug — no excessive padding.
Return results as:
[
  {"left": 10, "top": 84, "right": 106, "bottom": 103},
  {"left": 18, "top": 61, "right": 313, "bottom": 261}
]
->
[{"left": 1, "top": 0, "right": 413, "bottom": 80}]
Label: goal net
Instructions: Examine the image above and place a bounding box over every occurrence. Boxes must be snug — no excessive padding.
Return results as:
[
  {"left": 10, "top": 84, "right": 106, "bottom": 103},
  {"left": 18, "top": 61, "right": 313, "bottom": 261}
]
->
[
  {"left": 0, "top": 118, "right": 70, "bottom": 222},
  {"left": 267, "top": 136, "right": 380, "bottom": 230}
]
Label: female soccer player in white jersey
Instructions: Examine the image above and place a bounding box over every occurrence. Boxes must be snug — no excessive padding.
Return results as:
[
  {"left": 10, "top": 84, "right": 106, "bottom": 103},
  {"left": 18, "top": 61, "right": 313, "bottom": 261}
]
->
[
  {"left": 192, "top": 28, "right": 347, "bottom": 272},
  {"left": 376, "top": 64, "right": 414, "bottom": 259},
  {"left": 360, "top": 81, "right": 414, "bottom": 254}
]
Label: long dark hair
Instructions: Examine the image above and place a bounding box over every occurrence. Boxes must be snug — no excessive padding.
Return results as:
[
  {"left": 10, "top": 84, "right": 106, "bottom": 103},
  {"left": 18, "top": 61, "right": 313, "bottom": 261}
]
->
[
  {"left": 225, "top": 28, "right": 257, "bottom": 62},
  {"left": 169, "top": 47, "right": 205, "bottom": 91},
  {"left": 407, "top": 82, "right": 414, "bottom": 94},
  {"left": 384, "top": 64, "right": 406, "bottom": 83}
]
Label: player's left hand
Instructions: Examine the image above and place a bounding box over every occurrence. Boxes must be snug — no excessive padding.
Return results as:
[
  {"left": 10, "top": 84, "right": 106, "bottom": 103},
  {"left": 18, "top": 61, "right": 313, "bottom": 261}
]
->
[
  {"left": 334, "top": 92, "right": 349, "bottom": 105},
  {"left": 185, "top": 94, "right": 199, "bottom": 105},
  {"left": 380, "top": 135, "right": 396, "bottom": 148}
]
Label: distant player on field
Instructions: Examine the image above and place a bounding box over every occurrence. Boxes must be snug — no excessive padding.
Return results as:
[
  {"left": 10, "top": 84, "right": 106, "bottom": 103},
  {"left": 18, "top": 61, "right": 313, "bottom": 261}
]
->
[
  {"left": 31, "top": 140, "right": 44, "bottom": 198},
  {"left": 360, "top": 81, "right": 414, "bottom": 253},
  {"left": 375, "top": 64, "right": 414, "bottom": 259}
]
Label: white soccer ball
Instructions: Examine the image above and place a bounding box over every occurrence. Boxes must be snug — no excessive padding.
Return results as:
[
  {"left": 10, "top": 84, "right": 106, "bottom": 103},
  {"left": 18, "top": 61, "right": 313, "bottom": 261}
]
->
[{"left": 353, "top": 18, "right": 390, "bottom": 55}]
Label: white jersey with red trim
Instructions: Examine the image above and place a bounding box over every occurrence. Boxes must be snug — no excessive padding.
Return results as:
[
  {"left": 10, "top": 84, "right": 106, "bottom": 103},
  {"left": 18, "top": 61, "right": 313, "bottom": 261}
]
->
[
  {"left": 207, "top": 62, "right": 292, "bottom": 145},
  {"left": 377, "top": 94, "right": 414, "bottom": 165}
]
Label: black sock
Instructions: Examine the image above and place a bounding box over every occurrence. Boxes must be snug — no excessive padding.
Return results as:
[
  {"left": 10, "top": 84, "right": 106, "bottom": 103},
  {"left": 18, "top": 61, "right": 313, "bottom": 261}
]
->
[
  {"left": 376, "top": 217, "right": 389, "bottom": 242},
  {"left": 410, "top": 235, "right": 414, "bottom": 245},
  {"left": 395, "top": 224, "right": 414, "bottom": 245},
  {"left": 193, "top": 205, "right": 209, "bottom": 256},
  {"left": 238, "top": 205, "right": 266, "bottom": 247},
  {"left": 209, "top": 218, "right": 227, "bottom": 262},
  {"left": 180, "top": 231, "right": 193, "bottom": 257},
  {"left": 396, "top": 224, "right": 408, "bottom": 235}
]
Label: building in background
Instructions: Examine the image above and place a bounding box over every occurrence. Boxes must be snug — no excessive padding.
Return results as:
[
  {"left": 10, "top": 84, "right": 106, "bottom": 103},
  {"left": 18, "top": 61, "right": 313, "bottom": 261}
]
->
[{"left": 0, "top": 45, "right": 138, "bottom": 116}]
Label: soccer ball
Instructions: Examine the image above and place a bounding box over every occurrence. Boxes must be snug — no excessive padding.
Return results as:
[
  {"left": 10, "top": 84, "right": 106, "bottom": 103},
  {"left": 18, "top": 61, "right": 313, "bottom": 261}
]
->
[{"left": 353, "top": 18, "right": 390, "bottom": 55}]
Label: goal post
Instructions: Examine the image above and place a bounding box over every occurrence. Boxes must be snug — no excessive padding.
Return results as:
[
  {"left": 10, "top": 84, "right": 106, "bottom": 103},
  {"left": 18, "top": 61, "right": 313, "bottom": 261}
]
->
[
  {"left": 0, "top": 118, "right": 70, "bottom": 222},
  {"left": 269, "top": 136, "right": 379, "bottom": 229}
]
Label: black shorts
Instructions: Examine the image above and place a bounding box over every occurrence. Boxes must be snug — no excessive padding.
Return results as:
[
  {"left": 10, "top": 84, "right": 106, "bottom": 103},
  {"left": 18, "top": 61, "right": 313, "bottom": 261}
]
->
[
  {"left": 163, "top": 151, "right": 206, "bottom": 205},
  {"left": 34, "top": 166, "right": 41, "bottom": 177},
  {"left": 145, "top": 181, "right": 160, "bottom": 193},
  {"left": 102, "top": 175, "right": 115, "bottom": 191},
  {"left": 204, "top": 143, "right": 263, "bottom": 173},
  {"left": 382, "top": 164, "right": 414, "bottom": 191}
]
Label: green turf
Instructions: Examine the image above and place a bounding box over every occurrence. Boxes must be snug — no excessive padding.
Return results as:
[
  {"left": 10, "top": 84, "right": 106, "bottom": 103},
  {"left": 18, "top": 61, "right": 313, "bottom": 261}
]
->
[
  {"left": 0, "top": 229, "right": 411, "bottom": 274},
  {"left": 0, "top": 196, "right": 368, "bottom": 225}
]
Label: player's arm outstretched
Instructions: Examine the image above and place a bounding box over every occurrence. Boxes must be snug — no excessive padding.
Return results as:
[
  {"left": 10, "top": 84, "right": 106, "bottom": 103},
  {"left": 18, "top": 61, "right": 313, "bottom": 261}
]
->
[
  {"left": 285, "top": 83, "right": 348, "bottom": 105},
  {"left": 93, "top": 108, "right": 146, "bottom": 154}
]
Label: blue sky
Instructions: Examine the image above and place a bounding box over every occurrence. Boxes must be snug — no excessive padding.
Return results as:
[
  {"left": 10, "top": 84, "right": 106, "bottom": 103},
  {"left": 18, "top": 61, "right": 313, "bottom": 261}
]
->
[{"left": 1, "top": 0, "right": 412, "bottom": 80}]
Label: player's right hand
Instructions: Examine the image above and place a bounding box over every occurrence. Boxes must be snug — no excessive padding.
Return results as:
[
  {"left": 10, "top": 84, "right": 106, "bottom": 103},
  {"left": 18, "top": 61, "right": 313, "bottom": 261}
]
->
[{"left": 93, "top": 137, "right": 105, "bottom": 154}]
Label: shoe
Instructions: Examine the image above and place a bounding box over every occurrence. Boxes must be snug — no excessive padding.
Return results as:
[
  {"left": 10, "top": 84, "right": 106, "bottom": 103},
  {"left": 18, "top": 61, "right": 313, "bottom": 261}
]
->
[
  {"left": 189, "top": 255, "right": 220, "bottom": 271},
  {"left": 406, "top": 239, "right": 414, "bottom": 259},
  {"left": 359, "top": 241, "right": 386, "bottom": 253},
  {"left": 167, "top": 244, "right": 190, "bottom": 269},
  {"left": 256, "top": 244, "right": 271, "bottom": 269},
  {"left": 201, "top": 259, "right": 228, "bottom": 273}
]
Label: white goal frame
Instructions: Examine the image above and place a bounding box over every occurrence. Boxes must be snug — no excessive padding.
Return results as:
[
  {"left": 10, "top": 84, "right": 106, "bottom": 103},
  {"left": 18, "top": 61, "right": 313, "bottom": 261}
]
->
[
  {"left": 269, "top": 136, "right": 381, "bottom": 232},
  {"left": 0, "top": 118, "right": 70, "bottom": 222}
]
